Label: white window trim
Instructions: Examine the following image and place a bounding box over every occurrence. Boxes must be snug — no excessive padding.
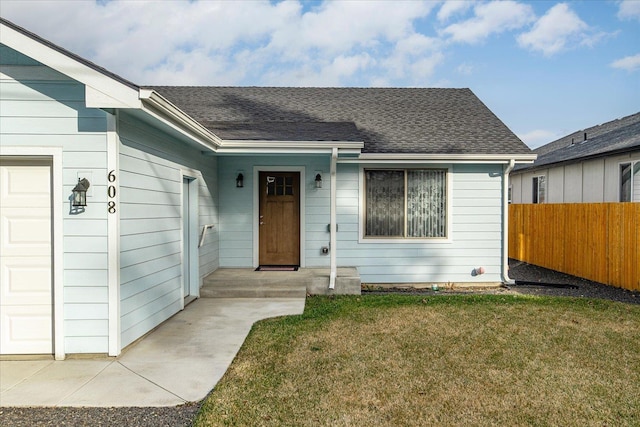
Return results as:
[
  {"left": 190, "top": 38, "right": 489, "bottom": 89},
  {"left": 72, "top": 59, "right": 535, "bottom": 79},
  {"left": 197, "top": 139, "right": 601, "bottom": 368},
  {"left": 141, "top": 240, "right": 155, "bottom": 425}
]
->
[{"left": 358, "top": 164, "right": 453, "bottom": 244}]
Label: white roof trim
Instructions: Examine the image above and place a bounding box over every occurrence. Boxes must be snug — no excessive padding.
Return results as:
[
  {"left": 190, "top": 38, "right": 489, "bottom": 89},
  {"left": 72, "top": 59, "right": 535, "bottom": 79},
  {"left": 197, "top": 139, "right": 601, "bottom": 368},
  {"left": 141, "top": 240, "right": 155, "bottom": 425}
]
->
[
  {"left": 139, "top": 89, "right": 221, "bottom": 152},
  {"left": 338, "top": 153, "right": 537, "bottom": 164},
  {"left": 218, "top": 140, "right": 364, "bottom": 149},
  {"left": 1, "top": 21, "right": 141, "bottom": 109},
  {"left": 352, "top": 153, "right": 537, "bottom": 163}
]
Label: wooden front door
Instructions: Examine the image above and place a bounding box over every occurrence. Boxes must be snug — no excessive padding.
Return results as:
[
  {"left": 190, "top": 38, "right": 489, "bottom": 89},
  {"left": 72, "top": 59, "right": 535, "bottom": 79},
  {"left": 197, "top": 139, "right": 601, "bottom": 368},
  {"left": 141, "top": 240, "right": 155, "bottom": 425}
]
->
[{"left": 259, "top": 172, "right": 300, "bottom": 266}]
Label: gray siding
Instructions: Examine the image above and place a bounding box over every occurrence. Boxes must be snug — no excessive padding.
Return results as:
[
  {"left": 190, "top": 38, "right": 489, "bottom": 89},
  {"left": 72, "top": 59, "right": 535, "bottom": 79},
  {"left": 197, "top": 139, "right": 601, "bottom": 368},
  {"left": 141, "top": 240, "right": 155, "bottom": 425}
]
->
[
  {"left": 118, "top": 114, "right": 218, "bottom": 348},
  {"left": 511, "top": 151, "right": 640, "bottom": 203},
  {"left": 1, "top": 45, "right": 110, "bottom": 353}
]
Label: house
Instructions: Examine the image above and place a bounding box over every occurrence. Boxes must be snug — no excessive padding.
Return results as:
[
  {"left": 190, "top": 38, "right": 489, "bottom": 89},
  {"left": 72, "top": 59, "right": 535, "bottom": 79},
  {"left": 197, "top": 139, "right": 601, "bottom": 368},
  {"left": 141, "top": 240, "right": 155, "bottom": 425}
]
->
[
  {"left": 0, "top": 18, "right": 535, "bottom": 360},
  {"left": 510, "top": 112, "right": 640, "bottom": 204}
]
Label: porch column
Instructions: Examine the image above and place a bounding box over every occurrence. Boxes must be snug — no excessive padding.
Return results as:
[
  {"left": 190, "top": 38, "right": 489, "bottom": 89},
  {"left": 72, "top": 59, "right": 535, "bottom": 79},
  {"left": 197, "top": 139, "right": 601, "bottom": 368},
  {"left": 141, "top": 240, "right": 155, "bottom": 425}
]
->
[{"left": 329, "top": 147, "right": 338, "bottom": 289}]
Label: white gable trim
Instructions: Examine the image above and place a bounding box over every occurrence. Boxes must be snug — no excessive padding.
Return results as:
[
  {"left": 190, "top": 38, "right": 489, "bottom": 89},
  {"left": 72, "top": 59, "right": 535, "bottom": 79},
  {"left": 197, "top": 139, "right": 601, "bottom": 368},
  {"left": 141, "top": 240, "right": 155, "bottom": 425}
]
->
[{"left": 1, "top": 20, "right": 140, "bottom": 108}]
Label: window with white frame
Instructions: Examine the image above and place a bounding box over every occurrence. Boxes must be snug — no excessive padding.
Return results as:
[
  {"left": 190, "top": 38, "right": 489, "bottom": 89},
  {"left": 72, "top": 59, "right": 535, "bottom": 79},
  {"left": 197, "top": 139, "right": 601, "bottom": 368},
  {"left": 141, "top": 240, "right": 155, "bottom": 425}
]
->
[
  {"left": 364, "top": 169, "right": 447, "bottom": 238},
  {"left": 532, "top": 175, "right": 546, "bottom": 204},
  {"left": 620, "top": 161, "right": 640, "bottom": 202}
]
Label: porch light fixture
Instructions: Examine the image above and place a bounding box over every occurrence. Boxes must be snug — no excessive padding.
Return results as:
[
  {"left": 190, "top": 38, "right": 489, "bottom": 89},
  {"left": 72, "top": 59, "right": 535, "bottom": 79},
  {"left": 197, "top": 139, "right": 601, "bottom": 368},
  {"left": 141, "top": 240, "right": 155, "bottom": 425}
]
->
[
  {"left": 315, "top": 173, "right": 323, "bottom": 188},
  {"left": 236, "top": 173, "right": 244, "bottom": 188},
  {"left": 72, "top": 178, "right": 90, "bottom": 207}
]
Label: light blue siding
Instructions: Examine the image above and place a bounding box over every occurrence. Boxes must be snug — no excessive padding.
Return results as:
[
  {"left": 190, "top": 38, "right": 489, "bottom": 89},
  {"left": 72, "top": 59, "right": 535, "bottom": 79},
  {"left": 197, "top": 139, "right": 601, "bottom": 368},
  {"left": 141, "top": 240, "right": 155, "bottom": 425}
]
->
[
  {"left": 218, "top": 156, "right": 505, "bottom": 283},
  {"left": 217, "top": 155, "right": 331, "bottom": 267},
  {"left": 336, "top": 163, "right": 504, "bottom": 283},
  {"left": 118, "top": 113, "right": 218, "bottom": 348},
  {"left": 1, "top": 45, "right": 110, "bottom": 354},
  {"left": 2, "top": 44, "right": 219, "bottom": 354}
]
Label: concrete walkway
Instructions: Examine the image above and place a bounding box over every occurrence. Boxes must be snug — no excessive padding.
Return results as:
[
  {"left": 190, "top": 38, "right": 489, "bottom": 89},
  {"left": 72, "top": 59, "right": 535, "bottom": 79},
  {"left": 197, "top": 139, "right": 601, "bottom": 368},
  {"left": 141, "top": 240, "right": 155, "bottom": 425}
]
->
[{"left": 0, "top": 298, "right": 304, "bottom": 407}]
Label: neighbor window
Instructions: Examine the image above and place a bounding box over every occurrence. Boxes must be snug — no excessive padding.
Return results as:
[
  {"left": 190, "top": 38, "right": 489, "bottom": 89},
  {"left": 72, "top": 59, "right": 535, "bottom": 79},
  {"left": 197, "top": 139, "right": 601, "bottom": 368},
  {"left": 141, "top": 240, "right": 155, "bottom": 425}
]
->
[
  {"left": 364, "top": 169, "right": 447, "bottom": 238},
  {"left": 532, "top": 175, "right": 546, "bottom": 204},
  {"left": 620, "top": 161, "right": 640, "bottom": 202}
]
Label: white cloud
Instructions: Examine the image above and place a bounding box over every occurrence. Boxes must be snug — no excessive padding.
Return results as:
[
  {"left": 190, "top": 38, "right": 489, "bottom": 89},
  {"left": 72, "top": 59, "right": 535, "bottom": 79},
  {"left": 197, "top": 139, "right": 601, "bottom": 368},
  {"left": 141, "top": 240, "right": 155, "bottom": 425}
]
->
[
  {"left": 0, "top": 0, "right": 441, "bottom": 86},
  {"left": 266, "top": 1, "right": 435, "bottom": 58},
  {"left": 618, "top": 0, "right": 640, "bottom": 21},
  {"left": 441, "top": 1, "right": 535, "bottom": 44},
  {"left": 517, "top": 3, "right": 589, "bottom": 56},
  {"left": 518, "top": 129, "right": 558, "bottom": 149},
  {"left": 456, "top": 62, "right": 474, "bottom": 75},
  {"left": 611, "top": 54, "right": 640, "bottom": 72},
  {"left": 437, "top": 0, "right": 475, "bottom": 22}
]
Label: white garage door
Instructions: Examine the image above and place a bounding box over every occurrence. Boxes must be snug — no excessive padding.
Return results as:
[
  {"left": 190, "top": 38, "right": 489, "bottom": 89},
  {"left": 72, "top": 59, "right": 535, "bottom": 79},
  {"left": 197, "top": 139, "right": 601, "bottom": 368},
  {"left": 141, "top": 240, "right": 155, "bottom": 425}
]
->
[{"left": 0, "top": 159, "right": 53, "bottom": 355}]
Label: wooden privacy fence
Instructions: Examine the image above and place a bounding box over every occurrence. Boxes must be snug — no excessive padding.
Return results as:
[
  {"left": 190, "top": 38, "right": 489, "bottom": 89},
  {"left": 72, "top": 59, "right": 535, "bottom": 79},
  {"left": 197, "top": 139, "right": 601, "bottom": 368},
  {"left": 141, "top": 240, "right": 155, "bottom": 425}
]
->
[{"left": 509, "top": 203, "right": 640, "bottom": 291}]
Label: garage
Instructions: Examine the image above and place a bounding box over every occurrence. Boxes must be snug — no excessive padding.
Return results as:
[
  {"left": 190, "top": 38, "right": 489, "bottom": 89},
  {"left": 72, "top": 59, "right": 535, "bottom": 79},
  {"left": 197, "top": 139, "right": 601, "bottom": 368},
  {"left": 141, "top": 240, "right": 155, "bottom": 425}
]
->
[{"left": 0, "top": 158, "right": 53, "bottom": 355}]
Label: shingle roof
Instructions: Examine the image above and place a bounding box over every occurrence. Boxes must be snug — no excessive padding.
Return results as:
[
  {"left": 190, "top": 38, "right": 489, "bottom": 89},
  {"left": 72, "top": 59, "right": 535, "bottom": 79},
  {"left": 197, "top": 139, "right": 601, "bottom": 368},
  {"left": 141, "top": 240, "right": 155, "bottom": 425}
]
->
[
  {"left": 150, "top": 86, "right": 531, "bottom": 155},
  {"left": 514, "top": 112, "right": 640, "bottom": 172}
]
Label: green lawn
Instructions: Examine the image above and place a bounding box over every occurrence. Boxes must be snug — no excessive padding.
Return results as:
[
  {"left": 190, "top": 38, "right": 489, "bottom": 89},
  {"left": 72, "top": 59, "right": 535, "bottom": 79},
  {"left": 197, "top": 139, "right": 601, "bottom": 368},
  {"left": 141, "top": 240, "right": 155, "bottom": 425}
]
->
[{"left": 195, "top": 295, "right": 640, "bottom": 426}]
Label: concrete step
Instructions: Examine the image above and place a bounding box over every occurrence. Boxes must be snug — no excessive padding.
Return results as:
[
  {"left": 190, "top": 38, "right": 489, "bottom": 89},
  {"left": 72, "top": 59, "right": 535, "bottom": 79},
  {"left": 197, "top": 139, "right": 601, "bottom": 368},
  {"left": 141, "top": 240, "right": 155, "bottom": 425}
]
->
[
  {"left": 308, "top": 268, "right": 361, "bottom": 295},
  {"left": 200, "top": 267, "right": 361, "bottom": 298},
  {"left": 200, "top": 284, "right": 306, "bottom": 298}
]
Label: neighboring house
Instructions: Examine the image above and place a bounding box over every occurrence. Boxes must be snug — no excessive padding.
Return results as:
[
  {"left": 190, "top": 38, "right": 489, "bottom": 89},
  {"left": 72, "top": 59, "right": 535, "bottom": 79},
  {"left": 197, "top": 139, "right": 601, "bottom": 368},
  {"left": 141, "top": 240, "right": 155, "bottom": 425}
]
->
[
  {"left": 0, "top": 18, "right": 535, "bottom": 359},
  {"left": 510, "top": 112, "right": 640, "bottom": 204}
]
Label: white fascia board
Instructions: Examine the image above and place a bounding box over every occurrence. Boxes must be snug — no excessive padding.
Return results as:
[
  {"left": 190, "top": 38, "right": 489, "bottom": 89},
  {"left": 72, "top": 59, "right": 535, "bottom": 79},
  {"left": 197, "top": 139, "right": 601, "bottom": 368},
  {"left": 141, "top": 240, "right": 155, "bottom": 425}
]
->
[
  {"left": 1, "top": 22, "right": 140, "bottom": 108},
  {"left": 218, "top": 140, "right": 364, "bottom": 150},
  {"left": 139, "top": 89, "right": 221, "bottom": 152},
  {"left": 342, "top": 153, "right": 537, "bottom": 164}
]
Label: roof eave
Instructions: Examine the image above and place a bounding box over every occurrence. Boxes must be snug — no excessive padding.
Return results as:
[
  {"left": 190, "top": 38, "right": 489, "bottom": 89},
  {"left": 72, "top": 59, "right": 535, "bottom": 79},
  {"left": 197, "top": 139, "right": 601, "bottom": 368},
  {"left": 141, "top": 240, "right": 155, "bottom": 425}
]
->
[
  {"left": 513, "top": 144, "right": 640, "bottom": 174},
  {"left": 139, "top": 89, "right": 222, "bottom": 152},
  {"left": 347, "top": 153, "right": 537, "bottom": 164}
]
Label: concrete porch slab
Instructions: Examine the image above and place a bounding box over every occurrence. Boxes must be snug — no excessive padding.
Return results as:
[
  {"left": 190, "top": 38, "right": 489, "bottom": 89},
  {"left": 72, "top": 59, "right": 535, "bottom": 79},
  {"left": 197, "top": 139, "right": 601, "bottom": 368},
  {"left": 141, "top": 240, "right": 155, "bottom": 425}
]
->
[
  {"left": 201, "top": 267, "right": 361, "bottom": 297},
  {"left": 0, "top": 297, "right": 304, "bottom": 407}
]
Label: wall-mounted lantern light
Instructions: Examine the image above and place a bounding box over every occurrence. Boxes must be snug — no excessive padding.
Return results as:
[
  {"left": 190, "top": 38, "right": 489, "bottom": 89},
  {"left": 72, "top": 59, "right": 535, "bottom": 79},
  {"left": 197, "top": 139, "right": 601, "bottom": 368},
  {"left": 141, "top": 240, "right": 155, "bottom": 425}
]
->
[
  {"left": 72, "top": 178, "right": 90, "bottom": 207},
  {"left": 236, "top": 173, "right": 244, "bottom": 188},
  {"left": 315, "top": 173, "right": 323, "bottom": 189}
]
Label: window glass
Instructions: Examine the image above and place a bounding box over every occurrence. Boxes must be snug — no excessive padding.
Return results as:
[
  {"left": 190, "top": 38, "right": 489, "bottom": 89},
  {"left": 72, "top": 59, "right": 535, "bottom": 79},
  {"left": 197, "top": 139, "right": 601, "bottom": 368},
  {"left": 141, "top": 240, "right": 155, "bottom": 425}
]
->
[
  {"left": 365, "top": 170, "right": 404, "bottom": 237},
  {"left": 533, "top": 176, "right": 545, "bottom": 204},
  {"left": 620, "top": 163, "right": 631, "bottom": 202},
  {"left": 633, "top": 162, "right": 640, "bottom": 202},
  {"left": 365, "top": 169, "right": 446, "bottom": 238},
  {"left": 407, "top": 170, "right": 446, "bottom": 237}
]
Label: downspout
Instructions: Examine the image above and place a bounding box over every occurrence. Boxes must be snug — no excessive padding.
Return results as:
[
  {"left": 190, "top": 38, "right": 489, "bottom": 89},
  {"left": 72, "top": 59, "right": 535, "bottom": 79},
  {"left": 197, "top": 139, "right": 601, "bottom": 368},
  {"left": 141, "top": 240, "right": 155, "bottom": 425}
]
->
[
  {"left": 502, "top": 159, "right": 516, "bottom": 285},
  {"left": 329, "top": 147, "right": 338, "bottom": 289}
]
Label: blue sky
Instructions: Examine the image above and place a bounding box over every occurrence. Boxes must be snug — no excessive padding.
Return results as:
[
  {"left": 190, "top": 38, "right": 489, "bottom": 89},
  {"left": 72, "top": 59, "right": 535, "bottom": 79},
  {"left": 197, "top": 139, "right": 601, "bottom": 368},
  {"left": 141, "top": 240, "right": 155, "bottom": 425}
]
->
[{"left": 1, "top": 0, "right": 638, "bottom": 148}]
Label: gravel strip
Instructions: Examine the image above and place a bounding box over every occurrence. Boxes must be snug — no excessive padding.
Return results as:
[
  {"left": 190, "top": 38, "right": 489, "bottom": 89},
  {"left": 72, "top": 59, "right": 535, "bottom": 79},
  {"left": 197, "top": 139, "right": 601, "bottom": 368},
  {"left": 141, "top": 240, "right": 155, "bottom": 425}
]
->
[
  {"left": 0, "top": 403, "right": 201, "bottom": 427},
  {"left": 506, "top": 259, "right": 639, "bottom": 304},
  {"left": 2, "top": 260, "right": 637, "bottom": 427}
]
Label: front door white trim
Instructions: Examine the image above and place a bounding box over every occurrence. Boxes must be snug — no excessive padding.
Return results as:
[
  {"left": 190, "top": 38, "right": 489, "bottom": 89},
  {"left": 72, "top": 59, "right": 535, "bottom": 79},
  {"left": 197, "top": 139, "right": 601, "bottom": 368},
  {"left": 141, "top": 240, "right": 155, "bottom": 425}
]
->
[
  {"left": 0, "top": 146, "right": 64, "bottom": 359},
  {"left": 253, "top": 166, "right": 305, "bottom": 268}
]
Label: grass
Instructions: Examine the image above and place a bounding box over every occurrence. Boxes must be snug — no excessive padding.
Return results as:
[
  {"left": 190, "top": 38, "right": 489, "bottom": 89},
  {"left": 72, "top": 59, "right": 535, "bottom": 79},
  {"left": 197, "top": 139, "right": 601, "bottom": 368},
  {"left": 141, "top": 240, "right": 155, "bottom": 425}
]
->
[{"left": 194, "top": 295, "right": 640, "bottom": 426}]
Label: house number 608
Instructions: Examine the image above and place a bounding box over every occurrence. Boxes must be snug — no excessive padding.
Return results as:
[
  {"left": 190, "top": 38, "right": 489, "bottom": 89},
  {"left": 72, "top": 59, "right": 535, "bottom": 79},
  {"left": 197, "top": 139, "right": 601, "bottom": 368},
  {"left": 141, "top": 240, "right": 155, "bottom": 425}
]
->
[{"left": 107, "top": 170, "right": 117, "bottom": 214}]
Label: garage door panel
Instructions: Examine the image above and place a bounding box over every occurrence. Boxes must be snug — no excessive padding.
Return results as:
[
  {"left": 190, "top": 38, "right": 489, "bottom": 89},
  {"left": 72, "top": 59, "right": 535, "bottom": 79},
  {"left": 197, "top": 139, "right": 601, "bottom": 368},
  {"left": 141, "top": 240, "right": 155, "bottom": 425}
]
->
[
  {"left": 0, "top": 161, "right": 53, "bottom": 355},
  {"left": 0, "top": 306, "right": 52, "bottom": 354},
  {"left": 1, "top": 165, "right": 51, "bottom": 200},
  {"left": 2, "top": 213, "right": 51, "bottom": 255},
  {"left": 1, "top": 260, "right": 51, "bottom": 305}
]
